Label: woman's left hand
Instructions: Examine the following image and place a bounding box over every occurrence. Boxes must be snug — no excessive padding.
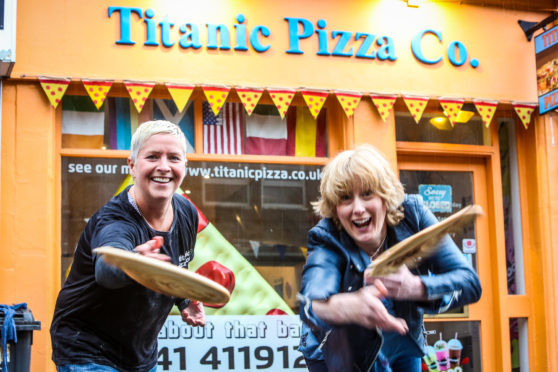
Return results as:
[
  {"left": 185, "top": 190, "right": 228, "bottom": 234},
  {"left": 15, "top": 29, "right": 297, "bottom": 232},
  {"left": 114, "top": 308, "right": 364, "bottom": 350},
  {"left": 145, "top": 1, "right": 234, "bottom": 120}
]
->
[
  {"left": 364, "top": 265, "right": 426, "bottom": 300},
  {"left": 181, "top": 300, "right": 206, "bottom": 326}
]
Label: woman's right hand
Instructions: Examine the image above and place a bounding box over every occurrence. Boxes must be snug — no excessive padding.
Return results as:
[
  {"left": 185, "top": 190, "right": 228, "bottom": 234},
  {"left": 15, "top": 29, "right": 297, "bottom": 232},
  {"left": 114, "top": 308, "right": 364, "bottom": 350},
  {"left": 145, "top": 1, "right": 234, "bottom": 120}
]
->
[
  {"left": 312, "top": 280, "right": 408, "bottom": 334},
  {"left": 133, "top": 236, "right": 171, "bottom": 262}
]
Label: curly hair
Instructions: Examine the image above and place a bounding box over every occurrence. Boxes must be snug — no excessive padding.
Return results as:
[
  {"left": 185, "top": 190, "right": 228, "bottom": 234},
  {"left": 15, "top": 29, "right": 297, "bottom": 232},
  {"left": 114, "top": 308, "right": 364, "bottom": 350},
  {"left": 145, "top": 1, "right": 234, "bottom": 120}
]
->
[{"left": 312, "top": 144, "right": 405, "bottom": 226}]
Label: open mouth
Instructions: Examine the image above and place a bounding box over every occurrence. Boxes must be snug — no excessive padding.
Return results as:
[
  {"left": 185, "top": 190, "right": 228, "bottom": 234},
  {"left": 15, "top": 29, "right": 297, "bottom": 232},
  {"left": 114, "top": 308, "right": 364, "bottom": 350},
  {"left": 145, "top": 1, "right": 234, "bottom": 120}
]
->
[
  {"left": 152, "top": 177, "right": 172, "bottom": 184},
  {"left": 352, "top": 217, "right": 371, "bottom": 228}
]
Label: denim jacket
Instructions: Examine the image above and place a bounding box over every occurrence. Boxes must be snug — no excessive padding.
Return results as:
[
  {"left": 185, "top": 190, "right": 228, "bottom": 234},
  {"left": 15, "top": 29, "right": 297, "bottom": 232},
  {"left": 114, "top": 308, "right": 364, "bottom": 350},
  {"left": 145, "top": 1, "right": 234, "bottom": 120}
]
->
[{"left": 298, "top": 194, "right": 482, "bottom": 371}]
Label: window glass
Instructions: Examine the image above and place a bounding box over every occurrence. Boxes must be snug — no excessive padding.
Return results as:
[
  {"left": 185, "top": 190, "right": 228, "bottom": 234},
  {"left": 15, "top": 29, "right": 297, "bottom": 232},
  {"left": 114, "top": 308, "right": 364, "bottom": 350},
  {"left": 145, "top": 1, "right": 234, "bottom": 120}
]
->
[
  {"left": 395, "top": 103, "right": 491, "bottom": 145},
  {"left": 61, "top": 96, "right": 195, "bottom": 151}
]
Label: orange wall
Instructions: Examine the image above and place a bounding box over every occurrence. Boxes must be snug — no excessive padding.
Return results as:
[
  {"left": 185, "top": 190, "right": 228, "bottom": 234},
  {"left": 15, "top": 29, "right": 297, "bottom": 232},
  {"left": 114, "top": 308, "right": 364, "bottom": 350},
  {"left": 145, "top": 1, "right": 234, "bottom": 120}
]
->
[{"left": 12, "top": 0, "right": 546, "bottom": 101}]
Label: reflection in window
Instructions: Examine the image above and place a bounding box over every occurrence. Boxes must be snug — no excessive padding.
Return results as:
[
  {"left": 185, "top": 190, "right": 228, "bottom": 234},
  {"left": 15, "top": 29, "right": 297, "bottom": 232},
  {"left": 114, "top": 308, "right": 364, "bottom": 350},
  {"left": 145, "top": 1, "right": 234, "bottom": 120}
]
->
[
  {"left": 395, "top": 103, "right": 491, "bottom": 145},
  {"left": 61, "top": 95, "right": 195, "bottom": 151},
  {"left": 509, "top": 317, "right": 528, "bottom": 372}
]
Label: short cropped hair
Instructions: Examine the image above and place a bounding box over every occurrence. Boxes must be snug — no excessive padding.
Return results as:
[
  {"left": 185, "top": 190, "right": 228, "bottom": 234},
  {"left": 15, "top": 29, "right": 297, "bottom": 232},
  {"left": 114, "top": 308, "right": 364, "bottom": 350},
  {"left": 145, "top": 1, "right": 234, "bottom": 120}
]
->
[
  {"left": 313, "top": 144, "right": 405, "bottom": 226},
  {"left": 130, "top": 120, "right": 187, "bottom": 162}
]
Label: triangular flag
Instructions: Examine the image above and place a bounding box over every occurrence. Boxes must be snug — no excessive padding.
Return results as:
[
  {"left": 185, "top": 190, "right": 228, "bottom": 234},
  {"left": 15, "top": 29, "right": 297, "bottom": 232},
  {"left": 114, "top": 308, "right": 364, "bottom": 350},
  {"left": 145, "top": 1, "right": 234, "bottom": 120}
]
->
[
  {"left": 301, "top": 90, "right": 328, "bottom": 119},
  {"left": 236, "top": 87, "right": 264, "bottom": 115},
  {"left": 371, "top": 94, "right": 398, "bottom": 122},
  {"left": 82, "top": 80, "right": 112, "bottom": 110},
  {"left": 473, "top": 99, "right": 498, "bottom": 128},
  {"left": 439, "top": 98, "right": 465, "bottom": 126},
  {"left": 513, "top": 102, "right": 537, "bottom": 129},
  {"left": 267, "top": 89, "right": 295, "bottom": 119},
  {"left": 124, "top": 81, "right": 155, "bottom": 113},
  {"left": 166, "top": 83, "right": 195, "bottom": 113},
  {"left": 202, "top": 86, "right": 230, "bottom": 116},
  {"left": 403, "top": 95, "right": 429, "bottom": 124},
  {"left": 39, "top": 77, "right": 70, "bottom": 108},
  {"left": 335, "top": 91, "right": 362, "bottom": 118}
]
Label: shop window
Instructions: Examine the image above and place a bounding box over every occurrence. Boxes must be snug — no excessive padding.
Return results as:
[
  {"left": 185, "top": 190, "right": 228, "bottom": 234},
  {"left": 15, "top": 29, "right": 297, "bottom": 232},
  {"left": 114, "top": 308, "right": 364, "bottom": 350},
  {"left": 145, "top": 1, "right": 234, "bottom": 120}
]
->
[
  {"left": 498, "top": 119, "right": 526, "bottom": 295},
  {"left": 202, "top": 102, "right": 328, "bottom": 157},
  {"left": 61, "top": 95, "right": 195, "bottom": 151},
  {"left": 509, "top": 317, "right": 529, "bottom": 372},
  {"left": 395, "top": 103, "right": 491, "bottom": 146}
]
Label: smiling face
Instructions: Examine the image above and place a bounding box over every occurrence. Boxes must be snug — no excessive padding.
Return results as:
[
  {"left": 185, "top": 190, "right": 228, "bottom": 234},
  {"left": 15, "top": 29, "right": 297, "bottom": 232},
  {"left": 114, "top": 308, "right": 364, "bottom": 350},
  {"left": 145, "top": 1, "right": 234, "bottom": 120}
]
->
[
  {"left": 336, "top": 182, "right": 387, "bottom": 254},
  {"left": 128, "top": 133, "right": 186, "bottom": 205}
]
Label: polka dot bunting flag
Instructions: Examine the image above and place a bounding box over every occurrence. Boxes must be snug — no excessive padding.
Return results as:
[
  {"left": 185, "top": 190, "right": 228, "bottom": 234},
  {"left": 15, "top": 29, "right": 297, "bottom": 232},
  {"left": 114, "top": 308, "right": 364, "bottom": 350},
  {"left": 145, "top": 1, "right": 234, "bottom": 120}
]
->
[
  {"left": 166, "top": 83, "right": 195, "bottom": 113},
  {"left": 39, "top": 77, "right": 70, "bottom": 109},
  {"left": 439, "top": 98, "right": 465, "bottom": 127},
  {"left": 513, "top": 102, "right": 537, "bottom": 129},
  {"left": 267, "top": 89, "right": 295, "bottom": 119},
  {"left": 371, "top": 95, "right": 398, "bottom": 122},
  {"left": 473, "top": 100, "right": 498, "bottom": 128},
  {"left": 335, "top": 91, "right": 362, "bottom": 118},
  {"left": 202, "top": 86, "right": 230, "bottom": 116},
  {"left": 235, "top": 88, "right": 264, "bottom": 116},
  {"left": 82, "top": 80, "right": 112, "bottom": 110},
  {"left": 124, "top": 81, "right": 155, "bottom": 113},
  {"left": 403, "top": 95, "right": 429, "bottom": 124},
  {"left": 301, "top": 90, "right": 329, "bottom": 119}
]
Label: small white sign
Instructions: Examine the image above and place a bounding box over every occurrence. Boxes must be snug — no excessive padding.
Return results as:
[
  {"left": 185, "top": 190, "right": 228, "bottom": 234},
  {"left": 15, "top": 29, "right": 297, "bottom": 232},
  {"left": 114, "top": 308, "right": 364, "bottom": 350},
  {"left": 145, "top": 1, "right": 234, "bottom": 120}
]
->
[{"left": 462, "top": 239, "right": 476, "bottom": 254}]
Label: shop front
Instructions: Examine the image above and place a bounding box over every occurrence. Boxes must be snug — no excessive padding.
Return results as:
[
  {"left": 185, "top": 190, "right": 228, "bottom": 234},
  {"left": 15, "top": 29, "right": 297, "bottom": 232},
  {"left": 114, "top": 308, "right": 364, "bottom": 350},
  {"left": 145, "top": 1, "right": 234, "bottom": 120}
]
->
[{"left": 1, "top": 1, "right": 557, "bottom": 371}]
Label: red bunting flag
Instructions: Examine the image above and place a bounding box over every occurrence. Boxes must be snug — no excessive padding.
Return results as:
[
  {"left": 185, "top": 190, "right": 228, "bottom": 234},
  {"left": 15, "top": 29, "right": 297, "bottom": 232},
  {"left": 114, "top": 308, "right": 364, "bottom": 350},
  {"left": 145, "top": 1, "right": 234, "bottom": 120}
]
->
[
  {"left": 39, "top": 77, "right": 70, "bottom": 108},
  {"left": 124, "top": 81, "right": 155, "bottom": 113},
  {"left": 371, "top": 94, "right": 398, "bottom": 122},
  {"left": 301, "top": 90, "right": 329, "bottom": 119},
  {"left": 236, "top": 87, "right": 264, "bottom": 116},
  {"left": 335, "top": 91, "right": 362, "bottom": 118},
  {"left": 267, "top": 88, "right": 296, "bottom": 119},
  {"left": 439, "top": 97, "right": 465, "bottom": 126},
  {"left": 403, "top": 95, "right": 429, "bottom": 124},
  {"left": 512, "top": 102, "right": 537, "bottom": 129},
  {"left": 202, "top": 86, "right": 230, "bottom": 116},
  {"left": 166, "top": 83, "right": 195, "bottom": 113},
  {"left": 473, "top": 99, "right": 498, "bottom": 127},
  {"left": 82, "top": 80, "right": 112, "bottom": 110}
]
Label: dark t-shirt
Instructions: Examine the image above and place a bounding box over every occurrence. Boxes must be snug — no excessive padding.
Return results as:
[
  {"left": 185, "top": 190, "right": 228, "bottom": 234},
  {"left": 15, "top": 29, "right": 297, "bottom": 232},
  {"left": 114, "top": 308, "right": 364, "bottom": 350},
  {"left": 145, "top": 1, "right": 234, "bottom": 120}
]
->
[{"left": 51, "top": 186, "right": 198, "bottom": 371}]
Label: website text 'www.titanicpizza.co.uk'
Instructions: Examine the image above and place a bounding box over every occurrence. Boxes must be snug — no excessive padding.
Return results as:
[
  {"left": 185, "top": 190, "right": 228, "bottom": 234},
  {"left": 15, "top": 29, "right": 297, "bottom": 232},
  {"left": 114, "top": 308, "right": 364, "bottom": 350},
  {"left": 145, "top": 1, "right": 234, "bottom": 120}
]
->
[{"left": 186, "top": 165, "right": 323, "bottom": 182}]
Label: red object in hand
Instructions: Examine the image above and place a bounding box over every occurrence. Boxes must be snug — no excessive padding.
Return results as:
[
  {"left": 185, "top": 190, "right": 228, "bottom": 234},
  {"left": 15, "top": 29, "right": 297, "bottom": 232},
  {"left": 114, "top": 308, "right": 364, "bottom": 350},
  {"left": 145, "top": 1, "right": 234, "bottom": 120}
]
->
[
  {"left": 195, "top": 260, "right": 235, "bottom": 308},
  {"left": 152, "top": 236, "right": 164, "bottom": 249}
]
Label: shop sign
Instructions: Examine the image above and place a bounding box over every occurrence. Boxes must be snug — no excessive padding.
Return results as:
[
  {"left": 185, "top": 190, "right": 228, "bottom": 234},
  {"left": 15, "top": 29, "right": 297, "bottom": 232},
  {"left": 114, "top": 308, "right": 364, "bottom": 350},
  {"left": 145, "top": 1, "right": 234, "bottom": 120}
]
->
[
  {"left": 419, "top": 184, "right": 452, "bottom": 213},
  {"left": 107, "top": 6, "right": 480, "bottom": 70},
  {"left": 535, "top": 24, "right": 558, "bottom": 114},
  {"left": 157, "top": 315, "right": 304, "bottom": 371}
]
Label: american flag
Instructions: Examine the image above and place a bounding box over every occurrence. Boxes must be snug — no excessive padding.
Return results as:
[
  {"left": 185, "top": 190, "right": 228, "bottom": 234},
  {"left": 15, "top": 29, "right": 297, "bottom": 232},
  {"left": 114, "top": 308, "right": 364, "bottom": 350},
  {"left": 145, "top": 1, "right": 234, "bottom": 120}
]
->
[{"left": 203, "top": 102, "right": 244, "bottom": 154}]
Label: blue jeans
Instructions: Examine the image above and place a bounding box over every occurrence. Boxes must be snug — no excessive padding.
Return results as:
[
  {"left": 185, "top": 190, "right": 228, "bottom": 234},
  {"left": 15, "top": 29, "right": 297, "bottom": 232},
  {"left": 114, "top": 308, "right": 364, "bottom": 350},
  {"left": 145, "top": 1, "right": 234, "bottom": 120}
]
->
[
  {"left": 305, "top": 353, "right": 395, "bottom": 372},
  {"left": 57, "top": 363, "right": 157, "bottom": 372}
]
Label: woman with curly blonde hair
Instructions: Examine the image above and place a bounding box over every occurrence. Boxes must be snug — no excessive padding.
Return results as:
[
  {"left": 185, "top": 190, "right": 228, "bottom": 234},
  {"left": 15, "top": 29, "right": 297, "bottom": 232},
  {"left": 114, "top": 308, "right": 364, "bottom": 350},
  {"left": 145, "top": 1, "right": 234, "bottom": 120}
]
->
[{"left": 298, "top": 144, "right": 481, "bottom": 372}]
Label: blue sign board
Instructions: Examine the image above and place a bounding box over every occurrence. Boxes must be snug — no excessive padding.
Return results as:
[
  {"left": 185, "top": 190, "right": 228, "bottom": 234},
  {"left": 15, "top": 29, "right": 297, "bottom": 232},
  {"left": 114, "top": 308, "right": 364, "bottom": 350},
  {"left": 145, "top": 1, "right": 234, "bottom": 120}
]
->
[
  {"left": 419, "top": 184, "right": 452, "bottom": 213},
  {"left": 535, "top": 24, "right": 558, "bottom": 114}
]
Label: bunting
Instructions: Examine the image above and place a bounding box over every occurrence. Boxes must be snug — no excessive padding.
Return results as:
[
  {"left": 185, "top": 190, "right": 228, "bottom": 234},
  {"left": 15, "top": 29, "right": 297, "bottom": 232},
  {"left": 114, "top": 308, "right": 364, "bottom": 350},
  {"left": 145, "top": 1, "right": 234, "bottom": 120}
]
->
[
  {"left": 267, "top": 89, "right": 296, "bottom": 119},
  {"left": 403, "top": 95, "right": 429, "bottom": 124},
  {"left": 513, "top": 102, "right": 537, "bottom": 129},
  {"left": 236, "top": 87, "right": 264, "bottom": 116},
  {"left": 473, "top": 99, "right": 498, "bottom": 127},
  {"left": 165, "top": 83, "right": 195, "bottom": 113},
  {"left": 39, "top": 77, "right": 70, "bottom": 108},
  {"left": 124, "top": 81, "right": 155, "bottom": 113},
  {"left": 371, "top": 94, "right": 397, "bottom": 122},
  {"left": 335, "top": 91, "right": 362, "bottom": 118},
  {"left": 82, "top": 80, "right": 112, "bottom": 110},
  {"left": 203, "top": 86, "right": 230, "bottom": 116},
  {"left": 301, "top": 90, "right": 328, "bottom": 119},
  {"left": 439, "top": 97, "right": 465, "bottom": 126}
]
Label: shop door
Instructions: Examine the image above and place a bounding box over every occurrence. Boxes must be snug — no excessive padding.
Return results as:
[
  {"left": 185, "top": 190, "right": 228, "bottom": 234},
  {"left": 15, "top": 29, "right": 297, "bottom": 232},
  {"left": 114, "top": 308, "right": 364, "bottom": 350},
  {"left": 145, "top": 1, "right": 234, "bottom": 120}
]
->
[{"left": 398, "top": 154, "right": 496, "bottom": 372}]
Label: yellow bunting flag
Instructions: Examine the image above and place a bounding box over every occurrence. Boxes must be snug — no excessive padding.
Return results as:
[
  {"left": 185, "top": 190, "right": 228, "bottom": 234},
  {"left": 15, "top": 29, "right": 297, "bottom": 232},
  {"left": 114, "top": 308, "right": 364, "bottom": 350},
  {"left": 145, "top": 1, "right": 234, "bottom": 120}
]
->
[
  {"left": 236, "top": 87, "right": 264, "bottom": 115},
  {"left": 439, "top": 98, "right": 465, "bottom": 126},
  {"left": 39, "top": 77, "right": 70, "bottom": 108},
  {"left": 371, "top": 95, "right": 397, "bottom": 122},
  {"left": 403, "top": 95, "right": 429, "bottom": 124},
  {"left": 82, "top": 80, "right": 112, "bottom": 110},
  {"left": 335, "top": 91, "right": 362, "bottom": 118},
  {"left": 166, "top": 84, "right": 195, "bottom": 113},
  {"left": 124, "top": 81, "right": 155, "bottom": 113},
  {"left": 301, "top": 90, "right": 328, "bottom": 119},
  {"left": 267, "top": 89, "right": 295, "bottom": 119},
  {"left": 473, "top": 99, "right": 498, "bottom": 128},
  {"left": 203, "top": 86, "right": 230, "bottom": 115},
  {"left": 513, "top": 102, "right": 537, "bottom": 129}
]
